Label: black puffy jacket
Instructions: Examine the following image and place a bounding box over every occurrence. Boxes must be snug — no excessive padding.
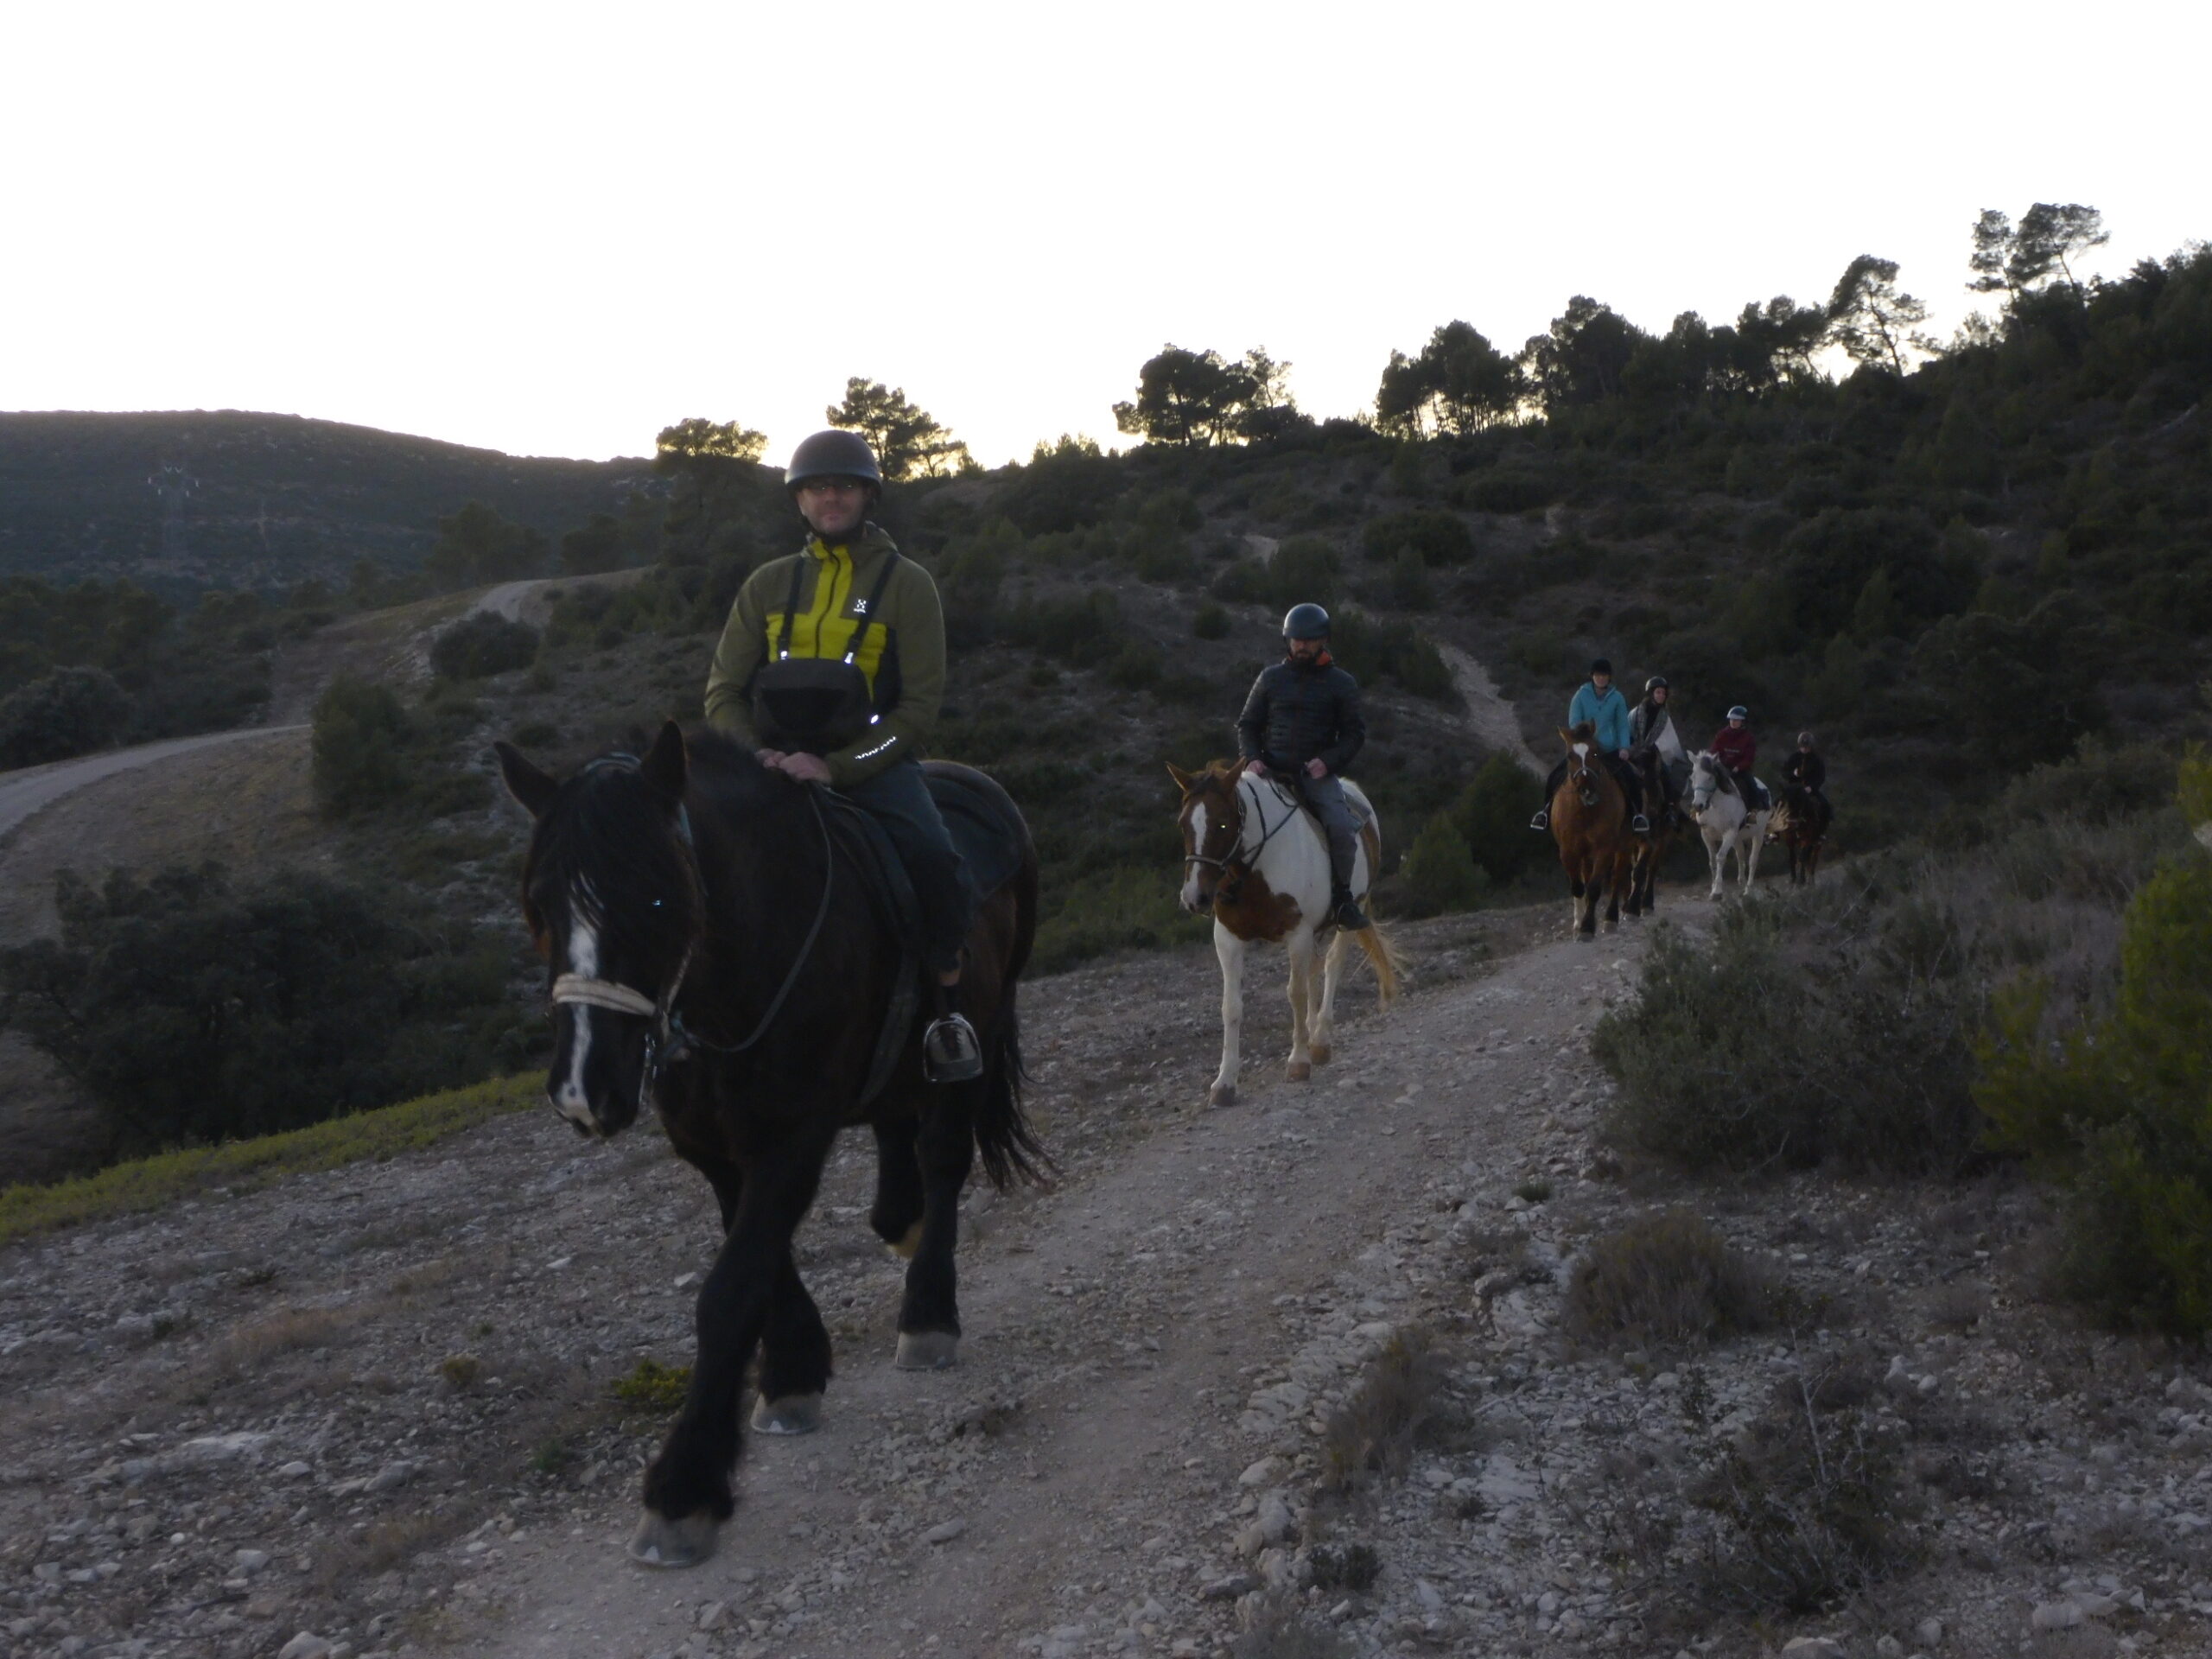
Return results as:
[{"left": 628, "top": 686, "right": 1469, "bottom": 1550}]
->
[{"left": 1236, "top": 657, "right": 1366, "bottom": 774}]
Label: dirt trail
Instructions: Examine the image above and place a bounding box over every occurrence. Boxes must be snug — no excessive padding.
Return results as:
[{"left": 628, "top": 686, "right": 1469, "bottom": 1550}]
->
[
  {"left": 0, "top": 727, "right": 307, "bottom": 845},
  {"left": 1435, "top": 645, "right": 1544, "bottom": 778}
]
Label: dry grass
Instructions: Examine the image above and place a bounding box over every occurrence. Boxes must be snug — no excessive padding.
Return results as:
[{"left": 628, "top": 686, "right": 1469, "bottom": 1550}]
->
[
  {"left": 1565, "top": 1211, "right": 1774, "bottom": 1351},
  {"left": 1230, "top": 1599, "right": 1356, "bottom": 1659},
  {"left": 1319, "top": 1329, "right": 1453, "bottom": 1494},
  {"left": 313, "top": 1510, "right": 467, "bottom": 1592},
  {"left": 205, "top": 1306, "right": 360, "bottom": 1378}
]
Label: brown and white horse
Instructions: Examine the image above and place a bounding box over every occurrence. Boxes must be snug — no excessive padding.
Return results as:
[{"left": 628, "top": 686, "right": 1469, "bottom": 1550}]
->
[
  {"left": 1169, "top": 760, "right": 1400, "bottom": 1107},
  {"left": 1548, "top": 723, "right": 1638, "bottom": 937}
]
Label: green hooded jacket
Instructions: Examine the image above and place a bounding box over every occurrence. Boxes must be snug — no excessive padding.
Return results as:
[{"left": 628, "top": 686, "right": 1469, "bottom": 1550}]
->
[{"left": 702, "top": 524, "right": 946, "bottom": 788}]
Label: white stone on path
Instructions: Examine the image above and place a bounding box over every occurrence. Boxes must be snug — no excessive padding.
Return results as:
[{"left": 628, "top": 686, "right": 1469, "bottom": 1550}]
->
[
  {"left": 277, "top": 1636, "right": 334, "bottom": 1659},
  {"left": 923, "top": 1518, "right": 967, "bottom": 1545}
]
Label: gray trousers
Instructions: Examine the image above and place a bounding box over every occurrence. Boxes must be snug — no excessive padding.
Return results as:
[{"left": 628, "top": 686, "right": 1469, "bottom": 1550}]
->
[
  {"left": 1294, "top": 774, "right": 1360, "bottom": 893},
  {"left": 842, "top": 760, "right": 976, "bottom": 975}
]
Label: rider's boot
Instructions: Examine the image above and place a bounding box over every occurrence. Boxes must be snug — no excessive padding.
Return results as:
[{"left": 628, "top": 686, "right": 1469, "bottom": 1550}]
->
[
  {"left": 922, "top": 980, "right": 983, "bottom": 1084},
  {"left": 1330, "top": 885, "right": 1370, "bottom": 931},
  {"left": 1529, "top": 808, "right": 1549, "bottom": 831}
]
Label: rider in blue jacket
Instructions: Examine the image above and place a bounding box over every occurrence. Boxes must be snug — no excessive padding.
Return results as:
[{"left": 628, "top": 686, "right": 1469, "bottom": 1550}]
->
[{"left": 1529, "top": 658, "right": 1649, "bottom": 835}]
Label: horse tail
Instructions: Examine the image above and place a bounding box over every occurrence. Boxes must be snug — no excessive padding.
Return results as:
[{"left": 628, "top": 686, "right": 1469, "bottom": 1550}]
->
[
  {"left": 975, "top": 841, "right": 1050, "bottom": 1190},
  {"left": 1353, "top": 920, "right": 1403, "bottom": 1007}
]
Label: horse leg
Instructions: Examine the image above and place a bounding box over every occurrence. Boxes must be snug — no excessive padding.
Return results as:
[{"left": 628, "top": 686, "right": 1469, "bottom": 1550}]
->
[
  {"left": 1705, "top": 830, "right": 1726, "bottom": 900},
  {"left": 1310, "top": 929, "right": 1350, "bottom": 1065},
  {"left": 1741, "top": 822, "right": 1764, "bottom": 893},
  {"left": 634, "top": 1135, "right": 830, "bottom": 1567},
  {"left": 1576, "top": 857, "right": 1599, "bottom": 938},
  {"left": 893, "top": 1089, "right": 976, "bottom": 1371},
  {"left": 1209, "top": 921, "right": 1243, "bottom": 1108},
  {"left": 867, "top": 1118, "right": 925, "bottom": 1261},
  {"left": 753, "top": 1247, "right": 831, "bottom": 1435},
  {"left": 1284, "top": 927, "right": 1315, "bottom": 1081}
]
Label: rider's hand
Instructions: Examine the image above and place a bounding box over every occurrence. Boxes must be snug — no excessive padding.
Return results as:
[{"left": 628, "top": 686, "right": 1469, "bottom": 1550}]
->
[
  {"left": 1618, "top": 749, "right": 1632, "bottom": 761},
  {"left": 756, "top": 748, "right": 785, "bottom": 766},
  {"left": 1243, "top": 760, "right": 1269, "bottom": 779},
  {"left": 1305, "top": 758, "right": 1327, "bottom": 779},
  {"left": 773, "top": 752, "right": 833, "bottom": 785}
]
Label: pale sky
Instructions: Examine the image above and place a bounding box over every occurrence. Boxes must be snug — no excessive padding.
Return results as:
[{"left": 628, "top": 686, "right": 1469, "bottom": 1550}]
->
[{"left": 3, "top": 2, "right": 2206, "bottom": 468}]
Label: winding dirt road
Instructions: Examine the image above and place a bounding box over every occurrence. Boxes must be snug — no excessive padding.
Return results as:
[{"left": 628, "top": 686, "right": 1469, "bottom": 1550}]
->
[{"left": 0, "top": 725, "right": 308, "bottom": 843}]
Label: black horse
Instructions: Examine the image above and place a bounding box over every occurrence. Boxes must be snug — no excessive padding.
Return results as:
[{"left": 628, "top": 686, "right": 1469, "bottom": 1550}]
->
[{"left": 495, "top": 722, "right": 1041, "bottom": 1568}]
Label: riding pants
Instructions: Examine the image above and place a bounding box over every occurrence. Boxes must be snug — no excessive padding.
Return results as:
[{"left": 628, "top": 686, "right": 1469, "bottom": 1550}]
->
[
  {"left": 1730, "top": 769, "right": 1768, "bottom": 812},
  {"left": 842, "top": 760, "right": 976, "bottom": 976},
  {"left": 1294, "top": 774, "right": 1362, "bottom": 895}
]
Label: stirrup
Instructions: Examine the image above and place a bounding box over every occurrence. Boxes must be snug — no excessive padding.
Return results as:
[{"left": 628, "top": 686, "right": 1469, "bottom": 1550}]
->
[
  {"left": 1331, "top": 891, "right": 1370, "bottom": 931},
  {"left": 922, "top": 1014, "right": 983, "bottom": 1084},
  {"left": 1632, "top": 813, "right": 1651, "bottom": 835},
  {"left": 1529, "top": 810, "right": 1549, "bottom": 831}
]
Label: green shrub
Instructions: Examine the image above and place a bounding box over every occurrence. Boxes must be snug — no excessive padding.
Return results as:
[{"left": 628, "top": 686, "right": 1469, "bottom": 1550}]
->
[
  {"left": 1593, "top": 904, "right": 1982, "bottom": 1174},
  {"left": 1977, "top": 853, "right": 2212, "bottom": 1334},
  {"left": 612, "top": 1357, "right": 692, "bottom": 1413},
  {"left": 430, "top": 612, "right": 540, "bottom": 680},
  {"left": 1453, "top": 753, "right": 1543, "bottom": 883},
  {"left": 1210, "top": 558, "right": 1268, "bottom": 603},
  {"left": 1269, "top": 536, "right": 1339, "bottom": 608},
  {"left": 1319, "top": 1330, "right": 1451, "bottom": 1494},
  {"left": 1399, "top": 812, "right": 1487, "bottom": 915},
  {"left": 0, "top": 862, "right": 519, "bottom": 1155},
  {"left": 1457, "top": 468, "right": 1554, "bottom": 512},
  {"left": 1192, "top": 602, "right": 1230, "bottom": 640},
  {"left": 310, "top": 676, "right": 412, "bottom": 817},
  {"left": 0, "top": 665, "right": 133, "bottom": 768},
  {"left": 1389, "top": 547, "right": 1433, "bottom": 609},
  {"left": 1106, "top": 641, "right": 1161, "bottom": 689},
  {"left": 1361, "top": 508, "right": 1474, "bottom": 567},
  {"left": 1033, "top": 864, "right": 1208, "bottom": 973},
  {"left": 1565, "top": 1211, "right": 1773, "bottom": 1350}
]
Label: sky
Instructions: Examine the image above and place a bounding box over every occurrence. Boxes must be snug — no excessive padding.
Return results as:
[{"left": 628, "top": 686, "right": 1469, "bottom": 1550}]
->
[{"left": 3, "top": 1, "right": 2207, "bottom": 468}]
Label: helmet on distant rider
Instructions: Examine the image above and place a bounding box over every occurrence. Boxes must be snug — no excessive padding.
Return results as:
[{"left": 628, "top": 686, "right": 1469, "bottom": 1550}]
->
[
  {"left": 1590, "top": 658, "right": 1612, "bottom": 677},
  {"left": 1644, "top": 675, "right": 1669, "bottom": 693},
  {"left": 1797, "top": 730, "right": 1815, "bottom": 747},
  {"left": 785, "top": 429, "right": 883, "bottom": 495},
  {"left": 1727, "top": 705, "right": 1750, "bottom": 721},
  {"left": 1281, "top": 603, "right": 1332, "bottom": 641}
]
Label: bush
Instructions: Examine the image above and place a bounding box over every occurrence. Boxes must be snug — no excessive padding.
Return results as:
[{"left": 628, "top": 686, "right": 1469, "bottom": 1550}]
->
[
  {"left": 1389, "top": 547, "right": 1433, "bottom": 609},
  {"left": 1593, "top": 903, "right": 1983, "bottom": 1175},
  {"left": 1565, "top": 1211, "right": 1773, "bottom": 1350},
  {"left": 430, "top": 612, "right": 540, "bottom": 680},
  {"left": 0, "top": 665, "right": 132, "bottom": 768},
  {"left": 1457, "top": 468, "right": 1554, "bottom": 512},
  {"left": 1361, "top": 507, "right": 1474, "bottom": 567},
  {"left": 1319, "top": 1329, "right": 1452, "bottom": 1494},
  {"left": 0, "top": 863, "right": 519, "bottom": 1154},
  {"left": 1033, "top": 863, "right": 1209, "bottom": 973},
  {"left": 311, "top": 676, "right": 412, "bottom": 817},
  {"left": 1192, "top": 602, "right": 1230, "bottom": 640},
  {"left": 1453, "top": 753, "right": 1543, "bottom": 883},
  {"left": 1399, "top": 812, "right": 1487, "bottom": 915},
  {"left": 1269, "top": 536, "right": 1339, "bottom": 608},
  {"left": 1977, "top": 852, "right": 2212, "bottom": 1334}
]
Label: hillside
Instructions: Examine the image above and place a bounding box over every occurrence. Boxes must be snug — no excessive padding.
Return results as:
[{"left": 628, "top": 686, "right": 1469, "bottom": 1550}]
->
[{"left": 0, "top": 410, "right": 652, "bottom": 594}]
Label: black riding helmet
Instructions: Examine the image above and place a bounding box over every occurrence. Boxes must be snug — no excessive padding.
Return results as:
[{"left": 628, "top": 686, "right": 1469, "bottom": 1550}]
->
[
  {"left": 785, "top": 429, "right": 883, "bottom": 494},
  {"left": 1281, "top": 603, "right": 1331, "bottom": 641},
  {"left": 1645, "top": 675, "right": 1669, "bottom": 692}
]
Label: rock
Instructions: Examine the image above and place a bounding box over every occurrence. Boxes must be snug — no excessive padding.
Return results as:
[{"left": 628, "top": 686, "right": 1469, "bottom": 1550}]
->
[
  {"left": 1779, "top": 1641, "right": 1846, "bottom": 1659},
  {"left": 1884, "top": 1356, "right": 1913, "bottom": 1395},
  {"left": 1233, "top": 1522, "right": 1268, "bottom": 1558},
  {"left": 1237, "top": 1456, "right": 1285, "bottom": 1488},
  {"left": 278, "top": 1460, "right": 313, "bottom": 1480},
  {"left": 234, "top": 1548, "right": 270, "bottom": 1574},
  {"left": 1201, "top": 1573, "right": 1258, "bottom": 1601},
  {"left": 1915, "top": 1618, "right": 1944, "bottom": 1647},
  {"left": 1875, "top": 1637, "right": 1903, "bottom": 1658},
  {"left": 365, "top": 1460, "right": 415, "bottom": 1493},
  {"left": 2031, "top": 1601, "right": 2084, "bottom": 1630},
  {"left": 923, "top": 1519, "right": 966, "bottom": 1545},
  {"left": 1255, "top": 1491, "right": 1295, "bottom": 1545},
  {"left": 277, "top": 1636, "right": 334, "bottom": 1659},
  {"left": 696, "top": 1601, "right": 728, "bottom": 1630}
]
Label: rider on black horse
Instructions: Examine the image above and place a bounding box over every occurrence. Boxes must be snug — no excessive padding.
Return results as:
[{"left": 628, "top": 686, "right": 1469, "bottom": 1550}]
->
[
  {"left": 702, "top": 429, "right": 982, "bottom": 1083},
  {"left": 1630, "top": 674, "right": 1688, "bottom": 827},
  {"left": 1235, "top": 603, "right": 1371, "bottom": 932},
  {"left": 1529, "top": 658, "right": 1650, "bottom": 836},
  {"left": 1783, "top": 730, "right": 1831, "bottom": 827}
]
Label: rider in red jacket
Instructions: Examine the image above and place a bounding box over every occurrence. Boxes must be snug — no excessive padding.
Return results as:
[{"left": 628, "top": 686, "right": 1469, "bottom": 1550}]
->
[{"left": 1710, "top": 707, "right": 1765, "bottom": 809}]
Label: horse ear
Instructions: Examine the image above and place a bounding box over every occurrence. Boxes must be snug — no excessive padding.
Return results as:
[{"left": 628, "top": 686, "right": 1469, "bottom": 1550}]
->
[
  {"left": 1556, "top": 728, "right": 1574, "bottom": 750},
  {"left": 642, "top": 720, "right": 689, "bottom": 803},
  {"left": 493, "top": 741, "right": 558, "bottom": 820},
  {"left": 1166, "top": 762, "right": 1192, "bottom": 792}
]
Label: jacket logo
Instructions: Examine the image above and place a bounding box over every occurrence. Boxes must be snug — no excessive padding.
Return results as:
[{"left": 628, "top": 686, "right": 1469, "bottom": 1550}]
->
[{"left": 852, "top": 600, "right": 869, "bottom": 614}]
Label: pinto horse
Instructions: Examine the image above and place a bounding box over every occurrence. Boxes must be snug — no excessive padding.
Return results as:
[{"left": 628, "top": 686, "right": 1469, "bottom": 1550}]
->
[
  {"left": 1169, "top": 760, "right": 1400, "bottom": 1108},
  {"left": 1548, "top": 723, "right": 1637, "bottom": 938},
  {"left": 496, "top": 724, "right": 1041, "bottom": 1569},
  {"left": 1770, "top": 785, "right": 1829, "bottom": 885},
  {"left": 1687, "top": 749, "right": 1770, "bottom": 899}
]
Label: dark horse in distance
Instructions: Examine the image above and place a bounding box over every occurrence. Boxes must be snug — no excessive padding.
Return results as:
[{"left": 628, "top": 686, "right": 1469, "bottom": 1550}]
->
[{"left": 497, "top": 722, "right": 1041, "bottom": 1568}]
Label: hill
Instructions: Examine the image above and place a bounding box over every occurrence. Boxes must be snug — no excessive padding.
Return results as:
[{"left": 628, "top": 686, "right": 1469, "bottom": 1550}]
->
[{"left": 0, "top": 410, "right": 653, "bottom": 594}]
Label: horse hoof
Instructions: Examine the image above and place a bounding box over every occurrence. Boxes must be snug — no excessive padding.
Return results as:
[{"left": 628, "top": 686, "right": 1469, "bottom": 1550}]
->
[
  {"left": 628, "top": 1510, "right": 718, "bottom": 1569},
  {"left": 750, "top": 1392, "right": 823, "bottom": 1435},
  {"left": 895, "top": 1331, "right": 959, "bottom": 1371},
  {"left": 1308, "top": 1042, "right": 1332, "bottom": 1065},
  {"left": 1286, "top": 1060, "right": 1312, "bottom": 1082},
  {"left": 886, "top": 1220, "right": 924, "bottom": 1262},
  {"left": 1207, "top": 1084, "right": 1237, "bottom": 1109}
]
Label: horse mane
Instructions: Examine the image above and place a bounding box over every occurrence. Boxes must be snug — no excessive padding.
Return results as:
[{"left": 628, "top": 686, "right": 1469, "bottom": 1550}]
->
[{"left": 524, "top": 747, "right": 703, "bottom": 972}]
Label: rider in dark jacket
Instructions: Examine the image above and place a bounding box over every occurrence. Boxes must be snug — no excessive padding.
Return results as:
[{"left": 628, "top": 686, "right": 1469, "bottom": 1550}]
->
[
  {"left": 1783, "top": 731, "right": 1830, "bottom": 825},
  {"left": 1236, "top": 603, "right": 1370, "bottom": 931}
]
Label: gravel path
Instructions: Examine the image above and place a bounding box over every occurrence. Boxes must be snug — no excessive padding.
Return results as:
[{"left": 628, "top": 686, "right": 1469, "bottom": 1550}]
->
[
  {"left": 0, "top": 728, "right": 308, "bottom": 846},
  {"left": 1434, "top": 645, "right": 1544, "bottom": 779}
]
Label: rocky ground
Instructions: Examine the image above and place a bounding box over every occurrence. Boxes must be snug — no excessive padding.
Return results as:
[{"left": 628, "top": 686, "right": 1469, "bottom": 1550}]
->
[{"left": 4, "top": 899, "right": 2212, "bottom": 1659}]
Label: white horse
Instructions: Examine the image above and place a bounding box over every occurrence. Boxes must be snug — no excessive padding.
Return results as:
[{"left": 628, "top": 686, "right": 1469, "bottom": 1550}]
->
[
  {"left": 1688, "top": 750, "right": 1770, "bottom": 899},
  {"left": 1168, "top": 762, "right": 1402, "bottom": 1108}
]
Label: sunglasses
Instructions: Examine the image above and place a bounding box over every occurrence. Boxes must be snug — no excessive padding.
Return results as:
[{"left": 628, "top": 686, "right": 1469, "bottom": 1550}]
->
[{"left": 796, "top": 478, "right": 867, "bottom": 497}]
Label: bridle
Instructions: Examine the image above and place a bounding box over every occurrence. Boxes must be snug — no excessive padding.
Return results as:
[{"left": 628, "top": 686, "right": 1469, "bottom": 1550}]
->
[
  {"left": 1566, "top": 746, "right": 1601, "bottom": 810},
  {"left": 544, "top": 759, "right": 837, "bottom": 1102},
  {"left": 1183, "top": 772, "right": 1298, "bottom": 899}
]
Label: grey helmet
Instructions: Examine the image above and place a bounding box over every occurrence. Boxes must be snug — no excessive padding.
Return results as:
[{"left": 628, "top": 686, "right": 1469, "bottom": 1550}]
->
[
  {"left": 785, "top": 429, "right": 882, "bottom": 493},
  {"left": 1644, "top": 675, "right": 1669, "bottom": 693},
  {"left": 1727, "top": 705, "right": 1750, "bottom": 720},
  {"left": 1797, "top": 730, "right": 1816, "bottom": 747},
  {"left": 1281, "top": 603, "right": 1331, "bottom": 640}
]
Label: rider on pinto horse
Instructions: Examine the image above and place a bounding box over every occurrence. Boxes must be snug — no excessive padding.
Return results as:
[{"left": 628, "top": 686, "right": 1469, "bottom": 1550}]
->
[
  {"left": 1236, "top": 603, "right": 1371, "bottom": 932},
  {"left": 1529, "top": 658, "right": 1650, "bottom": 836},
  {"left": 702, "top": 428, "right": 983, "bottom": 1083}
]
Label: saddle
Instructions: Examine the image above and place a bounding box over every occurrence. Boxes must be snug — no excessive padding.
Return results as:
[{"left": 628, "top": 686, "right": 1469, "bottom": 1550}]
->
[{"left": 817, "top": 762, "right": 1027, "bottom": 1103}]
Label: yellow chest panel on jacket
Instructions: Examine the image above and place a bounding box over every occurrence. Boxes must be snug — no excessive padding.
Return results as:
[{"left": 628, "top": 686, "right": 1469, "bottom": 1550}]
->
[{"left": 764, "top": 547, "right": 891, "bottom": 691}]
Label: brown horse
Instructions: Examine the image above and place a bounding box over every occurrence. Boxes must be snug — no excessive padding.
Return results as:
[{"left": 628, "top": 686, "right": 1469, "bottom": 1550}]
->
[
  {"left": 1548, "top": 722, "right": 1637, "bottom": 938},
  {"left": 1624, "top": 748, "right": 1674, "bottom": 919},
  {"left": 1770, "top": 785, "right": 1829, "bottom": 885}
]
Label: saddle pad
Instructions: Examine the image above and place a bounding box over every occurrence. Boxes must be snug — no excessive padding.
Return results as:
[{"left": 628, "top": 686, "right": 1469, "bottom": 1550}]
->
[{"left": 923, "top": 760, "right": 1030, "bottom": 900}]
